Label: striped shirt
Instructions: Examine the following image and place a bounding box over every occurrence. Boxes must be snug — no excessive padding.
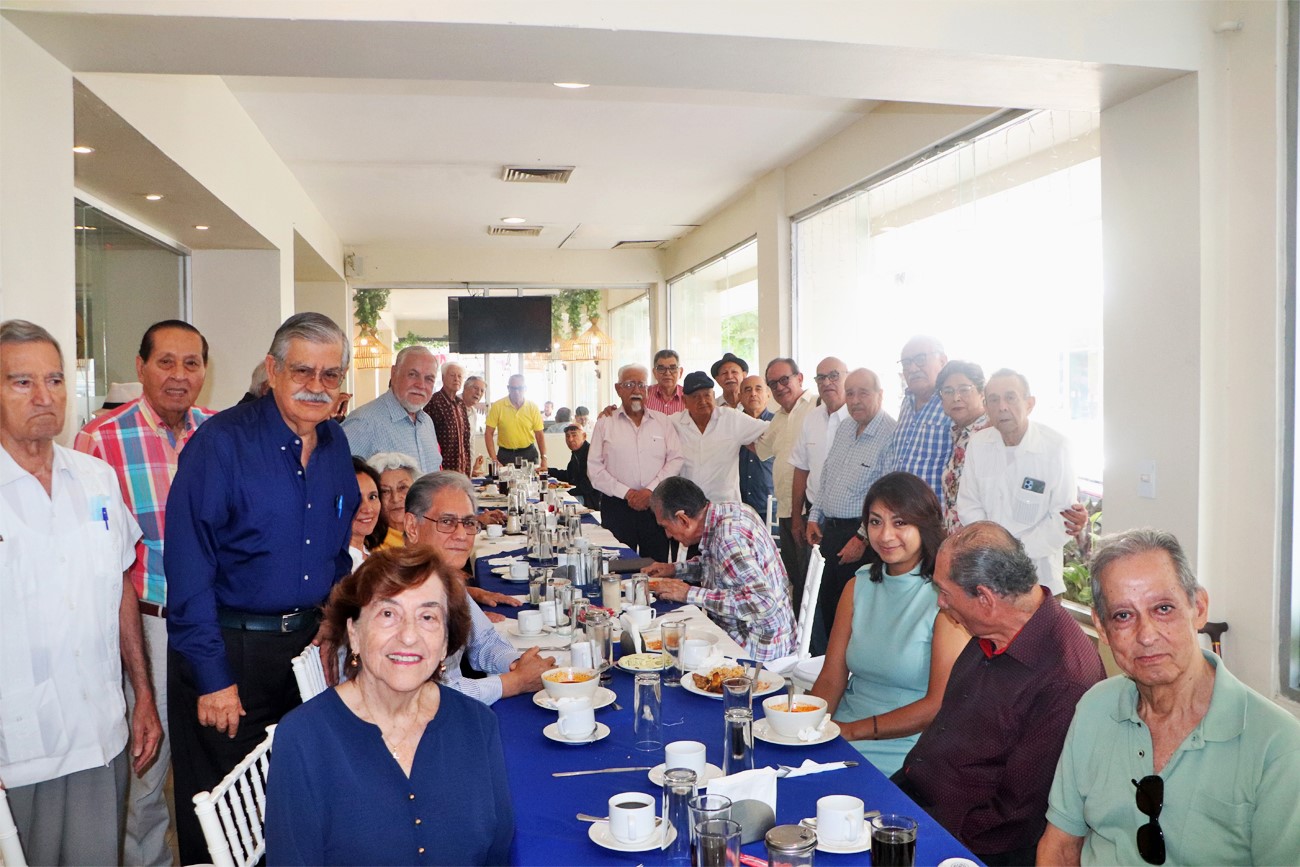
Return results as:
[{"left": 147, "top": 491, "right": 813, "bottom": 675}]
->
[
  {"left": 341, "top": 390, "right": 443, "bottom": 473},
  {"left": 809, "top": 410, "right": 898, "bottom": 523},
  {"left": 644, "top": 384, "right": 684, "bottom": 415},
  {"left": 74, "top": 397, "right": 214, "bottom": 605},
  {"left": 883, "top": 391, "right": 952, "bottom": 498},
  {"left": 442, "top": 594, "right": 521, "bottom": 705},
  {"left": 679, "top": 501, "right": 797, "bottom": 662}
]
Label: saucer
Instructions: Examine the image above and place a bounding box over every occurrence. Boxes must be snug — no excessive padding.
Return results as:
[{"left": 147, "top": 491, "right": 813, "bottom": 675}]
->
[
  {"left": 801, "top": 820, "right": 871, "bottom": 854},
  {"left": 587, "top": 820, "right": 674, "bottom": 852},
  {"left": 648, "top": 762, "right": 724, "bottom": 787},
  {"left": 508, "top": 623, "right": 548, "bottom": 638},
  {"left": 543, "top": 721, "right": 610, "bottom": 745},
  {"left": 753, "top": 718, "right": 841, "bottom": 746},
  {"left": 533, "top": 687, "right": 617, "bottom": 711}
]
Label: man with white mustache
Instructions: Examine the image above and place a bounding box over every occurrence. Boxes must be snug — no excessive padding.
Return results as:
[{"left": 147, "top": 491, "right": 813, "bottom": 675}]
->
[
  {"left": 588, "top": 363, "right": 684, "bottom": 561},
  {"left": 342, "top": 344, "right": 443, "bottom": 473},
  {"left": 164, "top": 313, "right": 361, "bottom": 864}
]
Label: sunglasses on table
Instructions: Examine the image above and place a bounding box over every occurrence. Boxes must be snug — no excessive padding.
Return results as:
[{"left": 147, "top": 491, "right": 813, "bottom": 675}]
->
[{"left": 1132, "top": 775, "right": 1165, "bottom": 864}]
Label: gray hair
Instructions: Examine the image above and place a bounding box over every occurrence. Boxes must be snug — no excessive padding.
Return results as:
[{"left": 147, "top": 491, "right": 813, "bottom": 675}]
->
[
  {"left": 405, "top": 470, "right": 477, "bottom": 517},
  {"left": 366, "top": 451, "right": 421, "bottom": 477},
  {"left": 650, "top": 475, "right": 709, "bottom": 520},
  {"left": 248, "top": 361, "right": 270, "bottom": 397},
  {"left": 987, "top": 367, "right": 1032, "bottom": 398},
  {"left": 617, "top": 363, "right": 648, "bottom": 382},
  {"left": 393, "top": 344, "right": 436, "bottom": 369},
  {"left": 0, "top": 319, "right": 63, "bottom": 359},
  {"left": 765, "top": 357, "right": 801, "bottom": 377},
  {"left": 1090, "top": 528, "right": 1200, "bottom": 619},
  {"left": 937, "top": 360, "right": 986, "bottom": 393},
  {"left": 267, "top": 312, "right": 350, "bottom": 369},
  {"left": 944, "top": 521, "right": 1037, "bottom": 598},
  {"left": 464, "top": 375, "right": 484, "bottom": 387}
]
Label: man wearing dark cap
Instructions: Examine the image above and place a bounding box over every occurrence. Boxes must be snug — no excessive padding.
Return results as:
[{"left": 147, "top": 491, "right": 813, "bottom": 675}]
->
[
  {"left": 711, "top": 352, "right": 748, "bottom": 409},
  {"left": 672, "top": 371, "right": 769, "bottom": 506}
]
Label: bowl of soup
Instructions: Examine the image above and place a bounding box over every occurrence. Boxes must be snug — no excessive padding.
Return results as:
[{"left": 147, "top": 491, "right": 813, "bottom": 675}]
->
[
  {"left": 541, "top": 666, "right": 600, "bottom": 701},
  {"left": 762, "top": 693, "right": 829, "bottom": 739}
]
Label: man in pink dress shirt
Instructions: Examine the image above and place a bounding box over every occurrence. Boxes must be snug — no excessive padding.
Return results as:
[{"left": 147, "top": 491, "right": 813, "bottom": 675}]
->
[
  {"left": 644, "top": 349, "right": 685, "bottom": 415},
  {"left": 587, "top": 363, "right": 685, "bottom": 561}
]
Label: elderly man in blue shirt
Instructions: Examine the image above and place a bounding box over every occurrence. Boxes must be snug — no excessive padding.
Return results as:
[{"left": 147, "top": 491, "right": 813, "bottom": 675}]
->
[
  {"left": 341, "top": 344, "right": 443, "bottom": 473},
  {"left": 165, "top": 312, "right": 361, "bottom": 865}
]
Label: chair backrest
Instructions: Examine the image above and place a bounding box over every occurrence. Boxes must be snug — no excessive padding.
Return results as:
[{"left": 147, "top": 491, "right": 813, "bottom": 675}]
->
[
  {"left": 193, "top": 725, "right": 275, "bottom": 867},
  {"left": 0, "top": 786, "right": 28, "bottom": 867},
  {"left": 796, "top": 546, "right": 826, "bottom": 658},
  {"left": 291, "top": 644, "right": 328, "bottom": 703}
]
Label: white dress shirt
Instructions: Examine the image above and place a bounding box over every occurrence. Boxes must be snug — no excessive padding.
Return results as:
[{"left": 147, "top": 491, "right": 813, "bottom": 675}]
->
[
  {"left": 789, "top": 402, "right": 850, "bottom": 507},
  {"left": 956, "top": 422, "right": 1076, "bottom": 594},
  {"left": 673, "top": 407, "right": 770, "bottom": 504},
  {"left": 0, "top": 444, "right": 142, "bottom": 788},
  {"left": 754, "top": 390, "right": 818, "bottom": 518},
  {"left": 587, "top": 408, "right": 684, "bottom": 500}
]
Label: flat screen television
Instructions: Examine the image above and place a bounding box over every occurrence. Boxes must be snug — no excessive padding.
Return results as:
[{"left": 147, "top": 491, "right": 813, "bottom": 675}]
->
[{"left": 448, "top": 296, "right": 553, "bottom": 354}]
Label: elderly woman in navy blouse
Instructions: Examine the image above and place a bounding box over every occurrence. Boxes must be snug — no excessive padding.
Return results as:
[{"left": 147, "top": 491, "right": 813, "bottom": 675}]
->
[{"left": 266, "top": 546, "right": 514, "bottom": 865}]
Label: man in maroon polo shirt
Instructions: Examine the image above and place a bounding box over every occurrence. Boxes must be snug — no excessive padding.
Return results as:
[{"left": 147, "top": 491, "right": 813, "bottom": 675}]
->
[{"left": 891, "top": 521, "right": 1104, "bottom": 866}]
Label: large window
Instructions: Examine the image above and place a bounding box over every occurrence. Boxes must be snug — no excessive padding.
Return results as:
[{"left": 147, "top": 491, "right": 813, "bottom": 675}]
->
[
  {"left": 794, "top": 110, "right": 1103, "bottom": 486},
  {"left": 610, "top": 293, "right": 651, "bottom": 375},
  {"left": 668, "top": 239, "right": 759, "bottom": 374}
]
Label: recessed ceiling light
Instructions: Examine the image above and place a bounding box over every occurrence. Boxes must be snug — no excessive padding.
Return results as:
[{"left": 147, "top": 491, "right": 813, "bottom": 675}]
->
[
  {"left": 194, "top": 225, "right": 209, "bottom": 231},
  {"left": 553, "top": 82, "right": 590, "bottom": 89},
  {"left": 144, "top": 194, "right": 164, "bottom": 201},
  {"left": 72, "top": 145, "right": 95, "bottom": 154},
  {"left": 501, "top": 217, "right": 527, "bottom": 224}
]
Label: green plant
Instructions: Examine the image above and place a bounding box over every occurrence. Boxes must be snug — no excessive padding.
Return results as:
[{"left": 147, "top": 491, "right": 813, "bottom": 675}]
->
[
  {"left": 1061, "top": 499, "right": 1102, "bottom": 605},
  {"left": 394, "top": 331, "right": 449, "bottom": 352},
  {"left": 552, "top": 288, "right": 602, "bottom": 341},
  {"left": 353, "top": 288, "right": 390, "bottom": 329}
]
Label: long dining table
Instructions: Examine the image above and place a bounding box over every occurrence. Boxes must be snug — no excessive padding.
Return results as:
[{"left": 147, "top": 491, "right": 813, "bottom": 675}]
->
[{"left": 469, "top": 509, "right": 983, "bottom": 866}]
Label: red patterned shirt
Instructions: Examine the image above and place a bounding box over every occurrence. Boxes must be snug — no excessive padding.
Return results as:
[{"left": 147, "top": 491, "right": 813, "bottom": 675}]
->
[
  {"left": 644, "top": 384, "right": 684, "bottom": 415},
  {"left": 425, "top": 388, "right": 472, "bottom": 475},
  {"left": 943, "top": 414, "right": 991, "bottom": 532}
]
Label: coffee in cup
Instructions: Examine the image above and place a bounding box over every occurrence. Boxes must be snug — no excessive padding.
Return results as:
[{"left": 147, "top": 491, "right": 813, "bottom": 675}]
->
[{"left": 607, "top": 792, "right": 656, "bottom": 843}]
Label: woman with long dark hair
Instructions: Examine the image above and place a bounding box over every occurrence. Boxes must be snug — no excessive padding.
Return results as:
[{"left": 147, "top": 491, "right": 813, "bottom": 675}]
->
[{"left": 809, "top": 471, "right": 968, "bottom": 774}]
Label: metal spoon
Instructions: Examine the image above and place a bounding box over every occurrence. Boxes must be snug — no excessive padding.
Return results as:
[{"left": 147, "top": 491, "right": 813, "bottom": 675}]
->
[{"left": 577, "top": 813, "right": 664, "bottom": 825}]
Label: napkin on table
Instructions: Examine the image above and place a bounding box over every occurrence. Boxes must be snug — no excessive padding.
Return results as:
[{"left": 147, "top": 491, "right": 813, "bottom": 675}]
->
[
  {"left": 707, "top": 767, "right": 777, "bottom": 845},
  {"left": 776, "top": 758, "right": 853, "bottom": 778}
]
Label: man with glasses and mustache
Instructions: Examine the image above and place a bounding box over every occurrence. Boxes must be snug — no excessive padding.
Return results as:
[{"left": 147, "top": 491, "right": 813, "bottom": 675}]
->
[
  {"left": 342, "top": 344, "right": 443, "bottom": 473},
  {"left": 645, "top": 349, "right": 686, "bottom": 414},
  {"left": 164, "top": 313, "right": 361, "bottom": 865},
  {"left": 1040, "top": 529, "right": 1300, "bottom": 866},
  {"left": 588, "top": 363, "right": 684, "bottom": 561}
]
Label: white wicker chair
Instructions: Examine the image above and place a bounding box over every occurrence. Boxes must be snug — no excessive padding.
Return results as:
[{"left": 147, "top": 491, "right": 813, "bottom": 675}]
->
[
  {"left": 0, "top": 786, "right": 27, "bottom": 867},
  {"left": 192, "top": 725, "right": 275, "bottom": 867},
  {"left": 796, "top": 545, "right": 826, "bottom": 659},
  {"left": 290, "top": 644, "right": 329, "bottom": 703}
]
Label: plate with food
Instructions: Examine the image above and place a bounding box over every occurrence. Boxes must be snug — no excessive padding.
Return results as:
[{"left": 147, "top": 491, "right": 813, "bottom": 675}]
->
[
  {"left": 681, "top": 662, "right": 786, "bottom": 699},
  {"left": 616, "top": 652, "right": 671, "bottom": 672}
]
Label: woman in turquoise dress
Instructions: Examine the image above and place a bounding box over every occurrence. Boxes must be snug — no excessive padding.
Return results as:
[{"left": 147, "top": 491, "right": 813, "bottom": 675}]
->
[{"left": 809, "top": 471, "right": 968, "bottom": 774}]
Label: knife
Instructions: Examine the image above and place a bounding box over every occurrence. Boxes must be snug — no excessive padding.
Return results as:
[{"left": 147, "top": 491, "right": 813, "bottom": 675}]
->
[{"left": 552, "top": 766, "right": 654, "bottom": 777}]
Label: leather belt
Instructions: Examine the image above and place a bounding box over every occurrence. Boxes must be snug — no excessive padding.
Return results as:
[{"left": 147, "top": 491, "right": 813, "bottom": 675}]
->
[
  {"left": 217, "top": 607, "right": 319, "bottom": 634},
  {"left": 138, "top": 599, "right": 167, "bottom": 619}
]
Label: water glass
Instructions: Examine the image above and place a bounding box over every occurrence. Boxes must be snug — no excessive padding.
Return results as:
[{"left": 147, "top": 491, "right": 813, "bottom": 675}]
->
[
  {"left": 721, "top": 677, "right": 753, "bottom": 715},
  {"left": 633, "top": 672, "right": 663, "bottom": 753},
  {"left": 661, "top": 620, "right": 686, "bottom": 687},
  {"left": 631, "top": 574, "right": 650, "bottom": 606},
  {"left": 692, "top": 818, "right": 742, "bottom": 866},
  {"left": 586, "top": 610, "right": 613, "bottom": 685},
  {"left": 722, "top": 707, "right": 754, "bottom": 776},
  {"left": 556, "top": 585, "right": 575, "bottom": 634},
  {"left": 662, "top": 768, "right": 698, "bottom": 864},
  {"left": 566, "top": 512, "right": 583, "bottom": 537},
  {"left": 687, "top": 794, "right": 732, "bottom": 850}
]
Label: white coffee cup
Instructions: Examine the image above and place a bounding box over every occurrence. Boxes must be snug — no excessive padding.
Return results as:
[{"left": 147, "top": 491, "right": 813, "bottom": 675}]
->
[
  {"left": 816, "top": 794, "right": 865, "bottom": 845},
  {"left": 485, "top": 523, "right": 504, "bottom": 538},
  {"left": 517, "top": 610, "right": 543, "bottom": 635},
  {"left": 510, "top": 560, "right": 529, "bottom": 580},
  {"left": 679, "top": 638, "right": 710, "bottom": 670},
  {"left": 664, "top": 740, "right": 707, "bottom": 776},
  {"left": 570, "top": 639, "right": 595, "bottom": 670},
  {"left": 607, "top": 791, "right": 656, "bottom": 843},
  {"left": 623, "top": 604, "right": 654, "bottom": 629},
  {"left": 540, "top": 599, "right": 559, "bottom": 627},
  {"left": 556, "top": 696, "right": 596, "bottom": 740}
]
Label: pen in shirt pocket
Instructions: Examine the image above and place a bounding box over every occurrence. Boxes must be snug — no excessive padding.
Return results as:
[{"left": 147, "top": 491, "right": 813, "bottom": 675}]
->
[{"left": 335, "top": 494, "right": 344, "bottom": 518}]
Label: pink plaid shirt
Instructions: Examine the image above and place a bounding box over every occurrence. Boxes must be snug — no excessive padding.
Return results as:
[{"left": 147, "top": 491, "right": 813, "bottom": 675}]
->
[{"left": 681, "top": 501, "right": 797, "bottom": 661}]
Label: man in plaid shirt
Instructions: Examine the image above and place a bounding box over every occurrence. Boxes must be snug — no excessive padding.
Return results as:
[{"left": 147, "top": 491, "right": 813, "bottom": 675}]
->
[
  {"left": 645, "top": 476, "right": 796, "bottom": 662},
  {"left": 74, "top": 319, "right": 215, "bottom": 867}
]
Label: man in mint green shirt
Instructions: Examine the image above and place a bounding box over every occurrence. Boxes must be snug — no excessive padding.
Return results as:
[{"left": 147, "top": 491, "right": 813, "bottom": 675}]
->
[{"left": 1039, "top": 529, "right": 1300, "bottom": 866}]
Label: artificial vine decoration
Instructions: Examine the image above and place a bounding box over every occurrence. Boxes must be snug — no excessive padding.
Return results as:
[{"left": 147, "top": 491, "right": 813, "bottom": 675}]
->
[
  {"left": 553, "top": 288, "right": 602, "bottom": 340},
  {"left": 353, "top": 288, "right": 390, "bottom": 329}
]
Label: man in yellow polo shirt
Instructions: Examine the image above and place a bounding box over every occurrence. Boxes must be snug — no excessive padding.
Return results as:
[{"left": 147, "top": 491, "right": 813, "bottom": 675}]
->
[{"left": 485, "top": 374, "right": 547, "bottom": 472}]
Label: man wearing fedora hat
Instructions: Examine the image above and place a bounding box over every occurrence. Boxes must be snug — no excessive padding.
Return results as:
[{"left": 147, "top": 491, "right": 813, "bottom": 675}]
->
[{"left": 711, "top": 352, "right": 748, "bottom": 409}]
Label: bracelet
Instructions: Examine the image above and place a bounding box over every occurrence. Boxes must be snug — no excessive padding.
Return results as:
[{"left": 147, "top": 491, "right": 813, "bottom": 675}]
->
[{"left": 871, "top": 715, "right": 879, "bottom": 738}]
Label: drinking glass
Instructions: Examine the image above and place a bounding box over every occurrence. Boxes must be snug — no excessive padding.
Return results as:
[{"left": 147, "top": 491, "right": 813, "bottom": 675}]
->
[
  {"left": 602, "top": 574, "right": 623, "bottom": 610},
  {"left": 661, "top": 620, "right": 686, "bottom": 687},
  {"left": 722, "top": 708, "right": 754, "bottom": 776},
  {"left": 586, "top": 610, "right": 613, "bottom": 686},
  {"left": 633, "top": 672, "right": 663, "bottom": 753},
  {"left": 721, "top": 677, "right": 753, "bottom": 716},
  {"left": 693, "top": 818, "right": 742, "bottom": 866},
  {"left": 566, "top": 512, "right": 583, "bottom": 537},
  {"left": 870, "top": 814, "right": 918, "bottom": 866},
  {"left": 662, "top": 768, "right": 698, "bottom": 864},
  {"left": 631, "top": 574, "right": 650, "bottom": 606},
  {"left": 556, "top": 585, "right": 575, "bottom": 635},
  {"left": 687, "top": 794, "right": 732, "bottom": 851}
]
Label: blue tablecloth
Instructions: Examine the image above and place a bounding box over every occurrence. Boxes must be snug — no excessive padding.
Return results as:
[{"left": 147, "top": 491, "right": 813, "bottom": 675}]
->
[{"left": 476, "top": 552, "right": 982, "bottom": 865}]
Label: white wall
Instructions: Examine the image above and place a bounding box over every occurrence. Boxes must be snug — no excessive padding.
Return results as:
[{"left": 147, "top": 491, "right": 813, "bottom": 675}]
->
[
  {"left": 191, "top": 249, "right": 281, "bottom": 409},
  {"left": 0, "top": 19, "right": 76, "bottom": 437}
]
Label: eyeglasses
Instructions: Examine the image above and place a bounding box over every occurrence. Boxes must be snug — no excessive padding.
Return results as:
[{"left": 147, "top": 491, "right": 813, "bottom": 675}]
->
[
  {"left": 939, "top": 384, "right": 978, "bottom": 399},
  {"left": 1132, "top": 775, "right": 1165, "bottom": 865},
  {"left": 618, "top": 380, "right": 647, "bottom": 390},
  {"left": 898, "top": 352, "right": 932, "bottom": 369},
  {"left": 653, "top": 364, "right": 679, "bottom": 374},
  {"left": 507, "top": 385, "right": 526, "bottom": 392},
  {"left": 415, "top": 513, "right": 479, "bottom": 534},
  {"left": 285, "top": 364, "right": 344, "bottom": 389},
  {"left": 766, "top": 374, "right": 794, "bottom": 390},
  {"left": 812, "top": 370, "right": 843, "bottom": 385}
]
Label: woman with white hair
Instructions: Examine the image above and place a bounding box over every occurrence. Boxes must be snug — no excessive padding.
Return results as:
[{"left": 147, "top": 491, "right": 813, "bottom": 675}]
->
[{"left": 366, "top": 451, "right": 421, "bottom": 549}]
